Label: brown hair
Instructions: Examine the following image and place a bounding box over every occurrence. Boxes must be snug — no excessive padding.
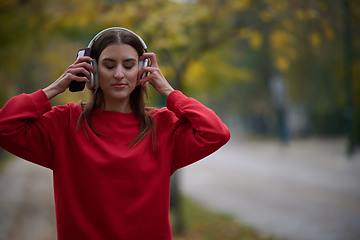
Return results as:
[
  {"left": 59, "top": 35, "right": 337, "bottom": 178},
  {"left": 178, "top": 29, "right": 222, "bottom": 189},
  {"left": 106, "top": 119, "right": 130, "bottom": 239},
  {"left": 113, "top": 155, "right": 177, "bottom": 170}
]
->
[{"left": 77, "top": 30, "right": 155, "bottom": 147}]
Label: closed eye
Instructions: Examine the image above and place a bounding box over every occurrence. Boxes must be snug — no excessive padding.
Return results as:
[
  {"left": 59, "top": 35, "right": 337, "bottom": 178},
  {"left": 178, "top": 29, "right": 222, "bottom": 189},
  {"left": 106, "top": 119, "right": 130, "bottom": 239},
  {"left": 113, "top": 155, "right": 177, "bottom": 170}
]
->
[
  {"left": 123, "top": 64, "right": 134, "bottom": 70},
  {"left": 123, "top": 58, "right": 136, "bottom": 70},
  {"left": 102, "top": 58, "right": 116, "bottom": 69}
]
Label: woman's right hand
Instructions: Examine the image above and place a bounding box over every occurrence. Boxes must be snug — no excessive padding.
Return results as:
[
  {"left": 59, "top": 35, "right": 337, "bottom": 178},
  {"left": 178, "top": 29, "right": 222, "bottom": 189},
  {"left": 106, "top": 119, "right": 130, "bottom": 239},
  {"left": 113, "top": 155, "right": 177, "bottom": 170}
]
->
[{"left": 43, "top": 56, "right": 96, "bottom": 100}]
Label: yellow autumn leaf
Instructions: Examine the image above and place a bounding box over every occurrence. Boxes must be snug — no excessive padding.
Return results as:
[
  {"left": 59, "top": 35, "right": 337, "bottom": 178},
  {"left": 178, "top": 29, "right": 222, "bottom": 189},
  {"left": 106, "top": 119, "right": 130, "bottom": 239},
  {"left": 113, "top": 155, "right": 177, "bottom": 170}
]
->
[
  {"left": 295, "top": 9, "right": 306, "bottom": 20},
  {"left": 184, "top": 61, "right": 206, "bottom": 88},
  {"left": 232, "top": 68, "right": 254, "bottom": 82},
  {"left": 229, "top": 0, "right": 252, "bottom": 11},
  {"left": 276, "top": 56, "right": 289, "bottom": 72},
  {"left": 249, "top": 31, "right": 263, "bottom": 50},
  {"left": 259, "top": 11, "right": 271, "bottom": 22},
  {"left": 288, "top": 48, "right": 299, "bottom": 60},
  {"left": 325, "top": 27, "right": 335, "bottom": 40},
  {"left": 270, "top": 30, "right": 290, "bottom": 49},
  {"left": 160, "top": 65, "right": 175, "bottom": 79},
  {"left": 309, "top": 33, "right": 322, "bottom": 48},
  {"left": 238, "top": 28, "right": 252, "bottom": 39},
  {"left": 267, "top": 0, "right": 287, "bottom": 10},
  {"left": 283, "top": 19, "right": 294, "bottom": 31},
  {"left": 307, "top": 9, "right": 317, "bottom": 19}
]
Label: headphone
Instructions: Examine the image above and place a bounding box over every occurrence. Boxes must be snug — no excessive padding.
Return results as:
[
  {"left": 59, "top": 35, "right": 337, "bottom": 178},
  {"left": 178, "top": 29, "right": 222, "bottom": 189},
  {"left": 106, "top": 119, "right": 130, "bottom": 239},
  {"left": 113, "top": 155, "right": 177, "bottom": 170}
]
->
[{"left": 86, "top": 27, "right": 148, "bottom": 90}]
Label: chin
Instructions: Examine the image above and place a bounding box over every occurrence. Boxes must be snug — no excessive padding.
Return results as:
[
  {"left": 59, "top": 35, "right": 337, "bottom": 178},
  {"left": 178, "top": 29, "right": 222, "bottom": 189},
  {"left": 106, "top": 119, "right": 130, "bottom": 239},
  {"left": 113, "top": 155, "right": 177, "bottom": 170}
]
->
[{"left": 117, "top": 88, "right": 137, "bottom": 98}]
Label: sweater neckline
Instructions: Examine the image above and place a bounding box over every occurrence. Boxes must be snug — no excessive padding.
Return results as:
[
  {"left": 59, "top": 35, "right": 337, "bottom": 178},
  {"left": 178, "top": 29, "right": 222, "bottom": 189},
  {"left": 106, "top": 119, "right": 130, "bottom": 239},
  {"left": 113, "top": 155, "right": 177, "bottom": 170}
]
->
[{"left": 92, "top": 108, "right": 136, "bottom": 120}]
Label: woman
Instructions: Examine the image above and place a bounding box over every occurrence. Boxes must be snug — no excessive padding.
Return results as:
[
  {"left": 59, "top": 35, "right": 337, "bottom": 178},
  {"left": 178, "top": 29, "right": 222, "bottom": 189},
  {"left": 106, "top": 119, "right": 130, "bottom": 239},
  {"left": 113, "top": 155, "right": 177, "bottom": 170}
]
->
[{"left": 0, "top": 28, "right": 230, "bottom": 239}]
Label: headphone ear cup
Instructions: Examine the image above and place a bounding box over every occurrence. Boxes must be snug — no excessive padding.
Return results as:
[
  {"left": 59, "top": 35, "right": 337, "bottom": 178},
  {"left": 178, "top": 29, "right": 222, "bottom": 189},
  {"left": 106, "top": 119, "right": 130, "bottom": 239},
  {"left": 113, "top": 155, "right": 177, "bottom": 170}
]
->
[
  {"left": 138, "top": 58, "right": 149, "bottom": 80},
  {"left": 94, "top": 60, "right": 99, "bottom": 89},
  {"left": 138, "top": 59, "right": 144, "bottom": 82},
  {"left": 87, "top": 60, "right": 98, "bottom": 90},
  {"left": 138, "top": 59, "right": 144, "bottom": 71}
]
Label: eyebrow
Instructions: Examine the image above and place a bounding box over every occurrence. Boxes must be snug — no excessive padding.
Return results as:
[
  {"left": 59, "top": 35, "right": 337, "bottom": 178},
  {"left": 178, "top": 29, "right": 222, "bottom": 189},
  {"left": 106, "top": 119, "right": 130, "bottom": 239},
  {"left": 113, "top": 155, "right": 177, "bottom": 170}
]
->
[{"left": 101, "top": 58, "right": 137, "bottom": 63}]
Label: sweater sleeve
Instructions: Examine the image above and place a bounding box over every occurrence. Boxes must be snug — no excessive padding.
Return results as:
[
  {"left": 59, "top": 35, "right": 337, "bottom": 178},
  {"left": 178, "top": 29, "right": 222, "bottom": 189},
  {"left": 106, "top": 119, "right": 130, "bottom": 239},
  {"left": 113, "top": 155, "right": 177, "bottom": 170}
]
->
[
  {"left": 166, "top": 91, "right": 230, "bottom": 174},
  {"left": 0, "top": 90, "right": 56, "bottom": 168}
]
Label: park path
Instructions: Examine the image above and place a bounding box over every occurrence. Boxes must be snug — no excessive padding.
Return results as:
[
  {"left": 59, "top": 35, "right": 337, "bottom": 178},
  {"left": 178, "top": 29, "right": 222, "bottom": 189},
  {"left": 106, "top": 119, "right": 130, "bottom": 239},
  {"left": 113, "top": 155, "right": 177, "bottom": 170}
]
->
[
  {"left": 0, "top": 159, "right": 56, "bottom": 240},
  {"left": 0, "top": 137, "right": 359, "bottom": 240},
  {"left": 181, "top": 136, "right": 360, "bottom": 240}
]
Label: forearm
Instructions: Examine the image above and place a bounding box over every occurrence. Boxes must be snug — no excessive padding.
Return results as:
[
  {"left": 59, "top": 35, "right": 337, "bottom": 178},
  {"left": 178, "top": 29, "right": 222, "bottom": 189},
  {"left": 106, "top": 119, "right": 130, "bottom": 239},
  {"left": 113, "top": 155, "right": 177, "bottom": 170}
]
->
[
  {"left": 162, "top": 86, "right": 175, "bottom": 98},
  {"left": 0, "top": 90, "right": 56, "bottom": 168},
  {"left": 43, "top": 83, "right": 64, "bottom": 100},
  {"left": 43, "top": 55, "right": 94, "bottom": 100},
  {"left": 167, "top": 91, "right": 230, "bottom": 173},
  {"left": 0, "top": 90, "right": 51, "bottom": 131}
]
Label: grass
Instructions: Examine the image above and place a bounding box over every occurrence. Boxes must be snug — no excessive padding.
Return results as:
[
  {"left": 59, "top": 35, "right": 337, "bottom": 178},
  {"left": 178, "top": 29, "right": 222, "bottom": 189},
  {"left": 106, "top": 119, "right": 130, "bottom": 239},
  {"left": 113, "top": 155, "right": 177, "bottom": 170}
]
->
[
  {"left": 171, "top": 197, "right": 280, "bottom": 240},
  {"left": 0, "top": 151, "right": 13, "bottom": 173}
]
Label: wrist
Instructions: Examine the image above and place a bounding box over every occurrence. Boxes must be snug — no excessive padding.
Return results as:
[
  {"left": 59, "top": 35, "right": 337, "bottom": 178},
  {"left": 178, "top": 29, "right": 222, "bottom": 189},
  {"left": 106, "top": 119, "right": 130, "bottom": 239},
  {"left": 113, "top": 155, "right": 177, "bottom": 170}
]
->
[
  {"left": 43, "top": 84, "right": 62, "bottom": 100},
  {"left": 163, "top": 88, "right": 175, "bottom": 98}
]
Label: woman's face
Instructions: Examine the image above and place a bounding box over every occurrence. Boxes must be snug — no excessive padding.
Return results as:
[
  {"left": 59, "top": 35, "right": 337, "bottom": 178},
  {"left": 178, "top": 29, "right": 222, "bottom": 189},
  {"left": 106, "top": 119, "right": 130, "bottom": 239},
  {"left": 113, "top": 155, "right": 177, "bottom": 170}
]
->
[{"left": 98, "top": 43, "right": 139, "bottom": 111}]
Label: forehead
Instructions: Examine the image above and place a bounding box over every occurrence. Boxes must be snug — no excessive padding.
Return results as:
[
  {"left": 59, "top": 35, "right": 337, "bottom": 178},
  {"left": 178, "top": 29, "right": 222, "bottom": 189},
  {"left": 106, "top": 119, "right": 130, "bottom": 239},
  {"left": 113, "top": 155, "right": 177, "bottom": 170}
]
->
[{"left": 99, "top": 43, "right": 138, "bottom": 60}]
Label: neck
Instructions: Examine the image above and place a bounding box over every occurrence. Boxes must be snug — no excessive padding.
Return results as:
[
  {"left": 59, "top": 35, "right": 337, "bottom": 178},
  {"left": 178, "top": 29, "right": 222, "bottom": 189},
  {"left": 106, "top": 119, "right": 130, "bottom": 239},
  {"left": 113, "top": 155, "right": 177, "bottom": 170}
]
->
[{"left": 103, "top": 97, "right": 132, "bottom": 113}]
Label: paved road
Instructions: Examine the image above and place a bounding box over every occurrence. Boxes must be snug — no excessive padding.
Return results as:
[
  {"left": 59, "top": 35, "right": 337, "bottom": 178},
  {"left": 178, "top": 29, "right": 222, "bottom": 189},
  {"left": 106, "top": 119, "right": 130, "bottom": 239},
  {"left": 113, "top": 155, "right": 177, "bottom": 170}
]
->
[
  {"left": 1, "top": 138, "right": 359, "bottom": 240},
  {"left": 0, "top": 159, "right": 56, "bottom": 240},
  {"left": 181, "top": 137, "right": 360, "bottom": 240}
]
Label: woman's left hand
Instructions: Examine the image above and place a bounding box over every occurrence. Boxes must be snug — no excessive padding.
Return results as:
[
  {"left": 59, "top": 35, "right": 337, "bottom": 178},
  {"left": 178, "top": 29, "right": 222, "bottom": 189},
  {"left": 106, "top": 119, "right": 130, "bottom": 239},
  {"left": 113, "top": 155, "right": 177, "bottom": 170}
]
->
[{"left": 137, "top": 53, "right": 174, "bottom": 97}]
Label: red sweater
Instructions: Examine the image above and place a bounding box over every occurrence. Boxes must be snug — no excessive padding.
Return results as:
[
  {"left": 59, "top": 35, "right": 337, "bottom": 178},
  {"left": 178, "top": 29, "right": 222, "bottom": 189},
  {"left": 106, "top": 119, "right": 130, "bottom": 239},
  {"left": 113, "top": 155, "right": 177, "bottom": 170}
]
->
[{"left": 0, "top": 90, "right": 230, "bottom": 239}]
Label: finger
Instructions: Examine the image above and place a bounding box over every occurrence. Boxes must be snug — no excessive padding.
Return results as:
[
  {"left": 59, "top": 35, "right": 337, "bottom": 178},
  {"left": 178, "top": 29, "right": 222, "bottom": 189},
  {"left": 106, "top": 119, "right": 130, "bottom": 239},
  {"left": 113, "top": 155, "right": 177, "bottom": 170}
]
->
[
  {"left": 76, "top": 62, "right": 96, "bottom": 74},
  {"left": 137, "top": 75, "right": 151, "bottom": 86},
  {"left": 67, "top": 67, "right": 90, "bottom": 78},
  {"left": 71, "top": 75, "right": 89, "bottom": 83},
  {"left": 140, "top": 53, "right": 158, "bottom": 67},
  {"left": 68, "top": 60, "right": 96, "bottom": 75},
  {"left": 75, "top": 56, "right": 93, "bottom": 64},
  {"left": 138, "top": 66, "right": 159, "bottom": 79},
  {"left": 68, "top": 67, "right": 91, "bottom": 80},
  {"left": 140, "top": 52, "right": 153, "bottom": 60},
  {"left": 70, "top": 60, "right": 95, "bottom": 73},
  {"left": 138, "top": 71, "right": 159, "bottom": 87},
  {"left": 137, "top": 67, "right": 149, "bottom": 81},
  {"left": 64, "top": 72, "right": 89, "bottom": 84}
]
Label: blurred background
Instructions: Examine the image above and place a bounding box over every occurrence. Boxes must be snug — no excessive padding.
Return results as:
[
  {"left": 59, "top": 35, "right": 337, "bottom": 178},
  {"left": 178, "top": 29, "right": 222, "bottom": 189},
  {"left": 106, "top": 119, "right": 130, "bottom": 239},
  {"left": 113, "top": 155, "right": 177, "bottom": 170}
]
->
[
  {"left": 0, "top": 0, "right": 360, "bottom": 146},
  {"left": 0, "top": 0, "right": 359, "bottom": 239}
]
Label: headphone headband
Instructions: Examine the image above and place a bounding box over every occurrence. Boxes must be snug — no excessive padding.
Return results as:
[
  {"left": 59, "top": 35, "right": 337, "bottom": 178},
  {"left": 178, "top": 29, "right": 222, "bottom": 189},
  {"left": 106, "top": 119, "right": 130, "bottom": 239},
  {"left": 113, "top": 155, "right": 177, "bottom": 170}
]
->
[{"left": 87, "top": 27, "right": 147, "bottom": 50}]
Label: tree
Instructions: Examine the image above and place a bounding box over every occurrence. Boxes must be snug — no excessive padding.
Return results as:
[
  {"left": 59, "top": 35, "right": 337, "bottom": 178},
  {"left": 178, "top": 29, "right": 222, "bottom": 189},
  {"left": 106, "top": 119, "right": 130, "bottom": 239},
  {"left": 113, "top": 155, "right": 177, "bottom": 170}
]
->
[{"left": 1, "top": 0, "right": 360, "bottom": 233}]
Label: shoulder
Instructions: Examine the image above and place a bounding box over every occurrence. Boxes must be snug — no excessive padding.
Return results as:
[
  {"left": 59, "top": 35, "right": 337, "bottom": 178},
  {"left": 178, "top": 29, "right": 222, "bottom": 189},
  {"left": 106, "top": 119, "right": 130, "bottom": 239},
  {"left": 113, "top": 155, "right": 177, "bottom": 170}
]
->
[
  {"left": 148, "top": 107, "right": 174, "bottom": 119},
  {"left": 51, "top": 102, "right": 81, "bottom": 112},
  {"left": 148, "top": 107, "right": 179, "bottom": 124},
  {"left": 44, "top": 102, "right": 82, "bottom": 120},
  {"left": 146, "top": 91, "right": 187, "bottom": 119}
]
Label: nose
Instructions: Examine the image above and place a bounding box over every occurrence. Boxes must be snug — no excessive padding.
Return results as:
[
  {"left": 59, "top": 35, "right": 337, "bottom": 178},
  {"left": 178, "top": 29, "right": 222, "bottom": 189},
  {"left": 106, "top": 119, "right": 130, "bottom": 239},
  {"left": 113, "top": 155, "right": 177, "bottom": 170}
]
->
[{"left": 114, "top": 67, "right": 125, "bottom": 79}]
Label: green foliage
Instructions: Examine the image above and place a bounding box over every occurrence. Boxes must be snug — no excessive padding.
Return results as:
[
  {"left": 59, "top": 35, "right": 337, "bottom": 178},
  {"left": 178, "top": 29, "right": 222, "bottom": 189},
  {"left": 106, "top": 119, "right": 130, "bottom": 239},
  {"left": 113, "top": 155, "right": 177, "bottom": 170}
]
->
[
  {"left": 0, "top": 0, "right": 359, "bottom": 141},
  {"left": 171, "top": 197, "right": 279, "bottom": 240}
]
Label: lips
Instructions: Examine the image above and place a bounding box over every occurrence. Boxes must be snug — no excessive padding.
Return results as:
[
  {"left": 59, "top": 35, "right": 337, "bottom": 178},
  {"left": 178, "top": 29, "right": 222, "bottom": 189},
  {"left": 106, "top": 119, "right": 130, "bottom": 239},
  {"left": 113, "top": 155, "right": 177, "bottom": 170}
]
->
[{"left": 111, "top": 83, "right": 128, "bottom": 88}]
